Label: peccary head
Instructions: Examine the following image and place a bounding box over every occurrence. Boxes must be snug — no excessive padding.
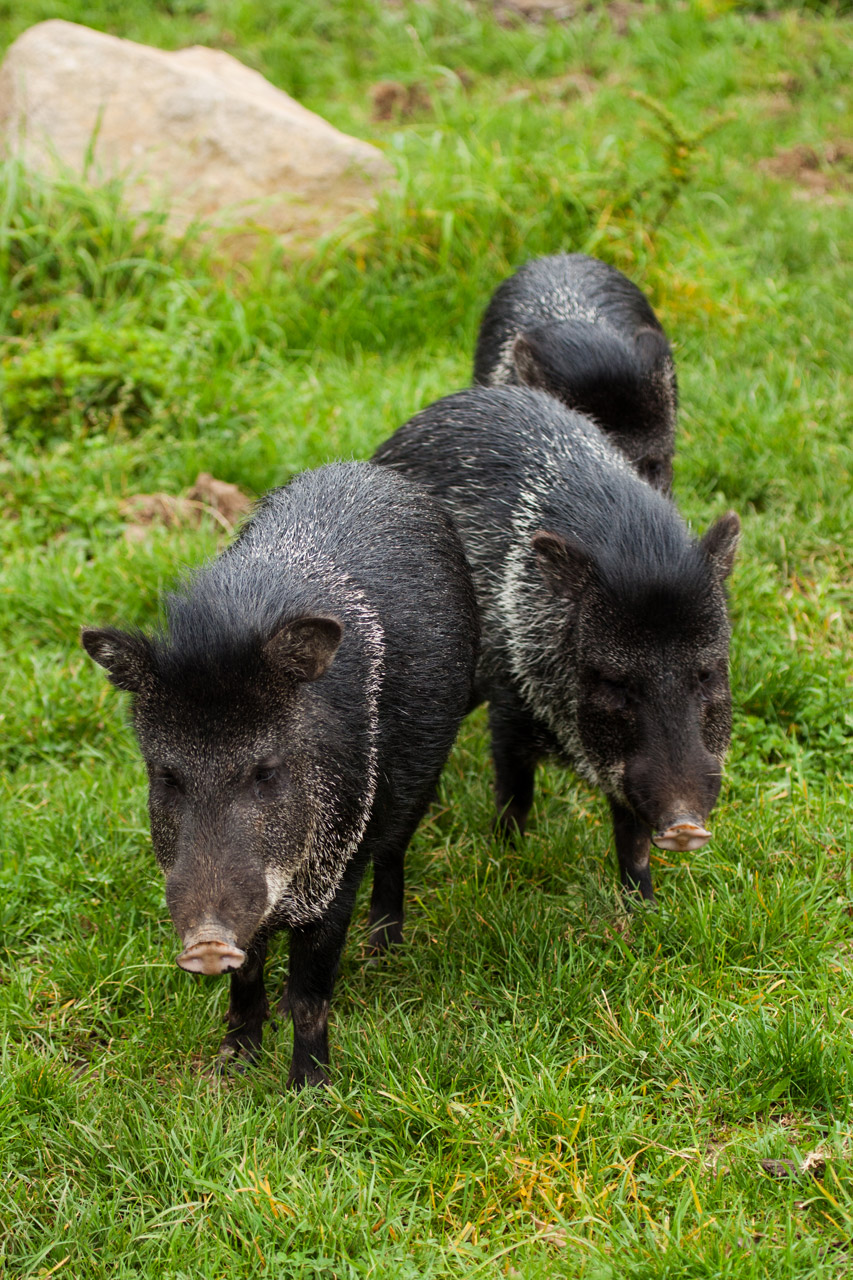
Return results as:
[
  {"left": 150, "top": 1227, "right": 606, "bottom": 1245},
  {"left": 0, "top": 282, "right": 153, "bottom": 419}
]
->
[
  {"left": 81, "top": 615, "right": 350, "bottom": 974},
  {"left": 512, "top": 324, "right": 676, "bottom": 491},
  {"left": 531, "top": 510, "right": 739, "bottom": 848}
]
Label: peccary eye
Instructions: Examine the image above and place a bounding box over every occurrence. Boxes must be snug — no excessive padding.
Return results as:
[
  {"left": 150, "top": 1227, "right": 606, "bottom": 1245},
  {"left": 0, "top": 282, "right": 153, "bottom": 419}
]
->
[
  {"left": 252, "top": 764, "right": 283, "bottom": 797},
  {"left": 590, "top": 671, "right": 632, "bottom": 711},
  {"left": 155, "top": 769, "right": 183, "bottom": 793},
  {"left": 696, "top": 668, "right": 718, "bottom": 699},
  {"left": 602, "top": 681, "right": 629, "bottom": 710}
]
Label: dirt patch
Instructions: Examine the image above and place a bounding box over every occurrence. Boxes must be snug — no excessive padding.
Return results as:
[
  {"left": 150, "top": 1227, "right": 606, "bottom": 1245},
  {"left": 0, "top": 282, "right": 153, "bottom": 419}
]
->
[
  {"left": 495, "top": 0, "right": 576, "bottom": 21},
  {"left": 760, "top": 1149, "right": 829, "bottom": 1181},
  {"left": 501, "top": 70, "right": 601, "bottom": 106},
  {"left": 759, "top": 140, "right": 853, "bottom": 198},
  {"left": 493, "top": 0, "right": 655, "bottom": 32},
  {"left": 770, "top": 72, "right": 804, "bottom": 98},
  {"left": 122, "top": 472, "right": 252, "bottom": 543},
  {"left": 549, "top": 70, "right": 600, "bottom": 99},
  {"left": 369, "top": 80, "right": 432, "bottom": 121},
  {"left": 755, "top": 91, "right": 795, "bottom": 118}
]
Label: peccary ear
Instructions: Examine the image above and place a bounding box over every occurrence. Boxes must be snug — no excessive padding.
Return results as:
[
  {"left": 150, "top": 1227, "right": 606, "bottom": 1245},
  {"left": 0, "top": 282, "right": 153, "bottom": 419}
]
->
[
  {"left": 700, "top": 511, "right": 741, "bottom": 583},
  {"left": 531, "top": 530, "right": 593, "bottom": 601},
  {"left": 81, "top": 627, "right": 153, "bottom": 693},
  {"left": 264, "top": 616, "right": 344, "bottom": 682},
  {"left": 634, "top": 327, "right": 672, "bottom": 371},
  {"left": 512, "top": 331, "right": 557, "bottom": 393}
]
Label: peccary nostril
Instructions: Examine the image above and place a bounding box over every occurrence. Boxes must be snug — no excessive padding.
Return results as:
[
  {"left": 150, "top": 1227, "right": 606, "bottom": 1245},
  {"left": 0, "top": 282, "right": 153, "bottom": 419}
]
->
[
  {"left": 176, "top": 926, "right": 246, "bottom": 976},
  {"left": 651, "top": 821, "right": 712, "bottom": 853}
]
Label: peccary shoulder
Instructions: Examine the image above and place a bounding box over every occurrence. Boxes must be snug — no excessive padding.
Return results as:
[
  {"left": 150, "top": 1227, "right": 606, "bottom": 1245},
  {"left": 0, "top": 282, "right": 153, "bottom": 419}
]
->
[
  {"left": 473, "top": 253, "right": 678, "bottom": 490},
  {"left": 82, "top": 461, "right": 478, "bottom": 1087}
]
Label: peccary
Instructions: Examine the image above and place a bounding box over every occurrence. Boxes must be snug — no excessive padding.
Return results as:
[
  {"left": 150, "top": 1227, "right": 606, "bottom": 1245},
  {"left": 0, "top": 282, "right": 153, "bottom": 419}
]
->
[
  {"left": 473, "top": 253, "right": 677, "bottom": 491},
  {"left": 373, "top": 387, "right": 739, "bottom": 902},
  {"left": 82, "top": 462, "right": 478, "bottom": 1087}
]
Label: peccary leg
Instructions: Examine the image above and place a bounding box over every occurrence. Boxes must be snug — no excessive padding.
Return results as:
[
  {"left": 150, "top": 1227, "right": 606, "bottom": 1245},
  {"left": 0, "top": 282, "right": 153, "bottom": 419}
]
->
[
  {"left": 285, "top": 910, "right": 354, "bottom": 1089},
  {"left": 367, "top": 798, "right": 435, "bottom": 954},
  {"left": 368, "top": 843, "right": 405, "bottom": 953},
  {"left": 610, "top": 801, "right": 655, "bottom": 903},
  {"left": 218, "top": 939, "right": 269, "bottom": 1070},
  {"left": 489, "top": 692, "right": 541, "bottom": 837}
]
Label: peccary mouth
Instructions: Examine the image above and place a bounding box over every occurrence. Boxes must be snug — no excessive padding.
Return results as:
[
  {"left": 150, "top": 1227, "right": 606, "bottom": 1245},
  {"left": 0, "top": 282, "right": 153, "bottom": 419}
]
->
[
  {"left": 176, "top": 924, "right": 247, "bottom": 976},
  {"left": 652, "top": 821, "right": 711, "bottom": 852}
]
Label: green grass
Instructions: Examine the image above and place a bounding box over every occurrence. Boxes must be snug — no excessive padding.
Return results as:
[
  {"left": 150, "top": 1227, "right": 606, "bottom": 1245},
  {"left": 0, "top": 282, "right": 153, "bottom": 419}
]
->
[{"left": 1, "top": 1, "right": 852, "bottom": 1275}]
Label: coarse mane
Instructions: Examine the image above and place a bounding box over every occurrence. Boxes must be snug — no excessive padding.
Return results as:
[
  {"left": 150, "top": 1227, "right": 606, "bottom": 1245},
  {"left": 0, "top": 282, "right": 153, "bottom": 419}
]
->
[
  {"left": 149, "top": 547, "right": 325, "bottom": 690},
  {"left": 594, "top": 512, "right": 716, "bottom": 636}
]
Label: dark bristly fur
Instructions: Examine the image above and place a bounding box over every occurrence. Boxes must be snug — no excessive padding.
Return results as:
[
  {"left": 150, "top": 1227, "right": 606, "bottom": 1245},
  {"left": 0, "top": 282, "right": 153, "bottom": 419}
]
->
[
  {"left": 82, "top": 462, "right": 478, "bottom": 1088},
  {"left": 473, "top": 253, "right": 678, "bottom": 491},
  {"left": 373, "top": 387, "right": 739, "bottom": 902}
]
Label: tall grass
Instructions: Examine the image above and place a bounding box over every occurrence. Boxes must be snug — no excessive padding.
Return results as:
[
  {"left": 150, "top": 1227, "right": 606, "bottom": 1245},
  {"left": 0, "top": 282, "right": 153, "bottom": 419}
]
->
[{"left": 0, "top": 1, "right": 851, "bottom": 1276}]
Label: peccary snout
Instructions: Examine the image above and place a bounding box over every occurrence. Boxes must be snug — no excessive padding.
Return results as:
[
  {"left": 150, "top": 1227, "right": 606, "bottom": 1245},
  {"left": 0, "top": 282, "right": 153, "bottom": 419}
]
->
[
  {"left": 166, "top": 839, "right": 266, "bottom": 977},
  {"left": 619, "top": 723, "right": 723, "bottom": 857},
  {"left": 159, "top": 794, "right": 275, "bottom": 979},
  {"left": 652, "top": 820, "right": 712, "bottom": 853},
  {"left": 176, "top": 922, "right": 247, "bottom": 975}
]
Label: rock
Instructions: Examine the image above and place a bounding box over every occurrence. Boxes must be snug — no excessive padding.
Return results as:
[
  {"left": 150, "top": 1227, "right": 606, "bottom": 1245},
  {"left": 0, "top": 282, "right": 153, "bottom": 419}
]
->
[{"left": 0, "top": 20, "right": 392, "bottom": 242}]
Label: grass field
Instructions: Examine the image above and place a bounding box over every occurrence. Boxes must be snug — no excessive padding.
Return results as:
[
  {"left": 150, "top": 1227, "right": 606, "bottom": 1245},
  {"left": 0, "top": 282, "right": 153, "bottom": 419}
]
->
[{"left": 1, "top": 1, "right": 852, "bottom": 1275}]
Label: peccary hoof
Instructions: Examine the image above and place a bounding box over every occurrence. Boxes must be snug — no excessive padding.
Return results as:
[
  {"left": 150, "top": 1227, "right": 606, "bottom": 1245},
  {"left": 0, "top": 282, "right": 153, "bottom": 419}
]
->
[
  {"left": 621, "top": 885, "right": 657, "bottom": 912},
  {"left": 287, "top": 1062, "right": 331, "bottom": 1090},
  {"left": 216, "top": 1033, "right": 263, "bottom": 1075},
  {"left": 492, "top": 806, "right": 527, "bottom": 843},
  {"left": 367, "top": 917, "right": 404, "bottom": 961}
]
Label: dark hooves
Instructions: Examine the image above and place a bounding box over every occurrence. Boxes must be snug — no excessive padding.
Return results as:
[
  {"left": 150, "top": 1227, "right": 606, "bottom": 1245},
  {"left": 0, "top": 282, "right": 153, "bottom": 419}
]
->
[
  {"left": 368, "top": 931, "right": 403, "bottom": 952},
  {"left": 366, "top": 918, "right": 404, "bottom": 964},
  {"left": 287, "top": 1066, "right": 331, "bottom": 1091},
  {"left": 215, "top": 1036, "right": 262, "bottom": 1075},
  {"left": 492, "top": 806, "right": 527, "bottom": 843},
  {"left": 621, "top": 886, "right": 657, "bottom": 911}
]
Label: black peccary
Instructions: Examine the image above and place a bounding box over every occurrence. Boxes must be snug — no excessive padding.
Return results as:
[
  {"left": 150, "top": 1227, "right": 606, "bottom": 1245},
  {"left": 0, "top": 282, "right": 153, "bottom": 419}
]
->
[
  {"left": 473, "top": 253, "right": 677, "bottom": 491},
  {"left": 81, "top": 462, "right": 478, "bottom": 1087},
  {"left": 373, "top": 387, "right": 739, "bottom": 902}
]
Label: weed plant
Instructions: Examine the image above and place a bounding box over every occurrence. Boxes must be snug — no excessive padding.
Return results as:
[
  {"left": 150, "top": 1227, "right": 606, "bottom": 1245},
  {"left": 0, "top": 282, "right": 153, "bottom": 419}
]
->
[{"left": 0, "top": 1, "right": 851, "bottom": 1276}]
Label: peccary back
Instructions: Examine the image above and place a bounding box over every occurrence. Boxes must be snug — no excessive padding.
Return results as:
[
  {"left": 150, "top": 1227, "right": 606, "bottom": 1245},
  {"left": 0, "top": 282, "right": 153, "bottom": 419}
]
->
[
  {"left": 373, "top": 388, "right": 739, "bottom": 902},
  {"left": 82, "top": 461, "right": 478, "bottom": 1087},
  {"left": 473, "top": 254, "right": 677, "bottom": 490}
]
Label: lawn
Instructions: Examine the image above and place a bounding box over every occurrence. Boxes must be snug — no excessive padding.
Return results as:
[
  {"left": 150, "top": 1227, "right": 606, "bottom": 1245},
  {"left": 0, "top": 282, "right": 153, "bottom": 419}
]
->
[{"left": 1, "top": 1, "right": 852, "bottom": 1276}]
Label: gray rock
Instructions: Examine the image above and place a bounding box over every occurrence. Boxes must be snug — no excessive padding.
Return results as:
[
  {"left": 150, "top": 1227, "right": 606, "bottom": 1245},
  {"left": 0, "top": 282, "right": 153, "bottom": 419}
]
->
[{"left": 0, "top": 20, "right": 392, "bottom": 242}]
